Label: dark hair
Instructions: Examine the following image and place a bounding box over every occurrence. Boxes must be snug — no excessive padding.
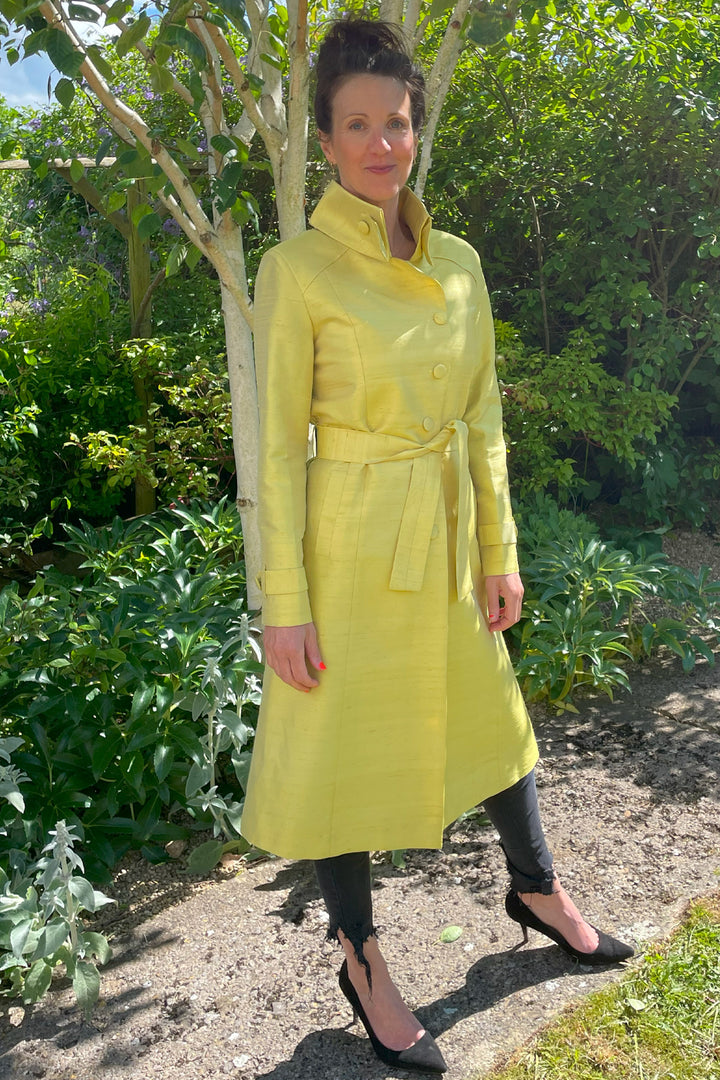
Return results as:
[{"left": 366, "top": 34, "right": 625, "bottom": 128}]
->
[{"left": 314, "top": 19, "right": 426, "bottom": 134}]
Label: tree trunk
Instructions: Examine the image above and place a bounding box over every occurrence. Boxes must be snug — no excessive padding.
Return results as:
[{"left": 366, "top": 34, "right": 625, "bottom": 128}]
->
[{"left": 218, "top": 225, "right": 262, "bottom": 610}]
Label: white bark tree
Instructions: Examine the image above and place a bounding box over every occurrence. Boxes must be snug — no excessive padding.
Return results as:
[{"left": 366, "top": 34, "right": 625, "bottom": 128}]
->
[{"left": 0, "top": 0, "right": 514, "bottom": 607}]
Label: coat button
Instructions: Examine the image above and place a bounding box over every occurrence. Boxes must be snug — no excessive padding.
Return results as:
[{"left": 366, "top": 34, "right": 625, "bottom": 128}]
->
[
  {"left": 358, "top": 220, "right": 370, "bottom": 234},
  {"left": 422, "top": 416, "right": 434, "bottom": 432},
  {"left": 432, "top": 363, "right": 448, "bottom": 379},
  {"left": 433, "top": 312, "right": 447, "bottom": 325}
]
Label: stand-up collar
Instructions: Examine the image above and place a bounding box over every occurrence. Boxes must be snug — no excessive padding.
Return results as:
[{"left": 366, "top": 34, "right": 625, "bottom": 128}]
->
[{"left": 309, "top": 181, "right": 433, "bottom": 265}]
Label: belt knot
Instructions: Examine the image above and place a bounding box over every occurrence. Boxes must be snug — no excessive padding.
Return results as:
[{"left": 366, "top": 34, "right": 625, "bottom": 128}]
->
[{"left": 315, "top": 421, "right": 474, "bottom": 599}]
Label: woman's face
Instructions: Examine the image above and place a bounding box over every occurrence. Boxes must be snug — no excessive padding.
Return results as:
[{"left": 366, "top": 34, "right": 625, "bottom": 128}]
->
[{"left": 320, "top": 73, "right": 417, "bottom": 209}]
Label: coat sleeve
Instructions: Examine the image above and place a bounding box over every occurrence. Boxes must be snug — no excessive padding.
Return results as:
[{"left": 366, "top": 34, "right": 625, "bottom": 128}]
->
[
  {"left": 462, "top": 257, "right": 519, "bottom": 577},
  {"left": 254, "top": 246, "right": 314, "bottom": 626}
]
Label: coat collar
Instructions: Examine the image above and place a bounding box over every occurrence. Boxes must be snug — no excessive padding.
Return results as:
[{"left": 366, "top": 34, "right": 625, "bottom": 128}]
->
[{"left": 309, "top": 180, "right": 433, "bottom": 265}]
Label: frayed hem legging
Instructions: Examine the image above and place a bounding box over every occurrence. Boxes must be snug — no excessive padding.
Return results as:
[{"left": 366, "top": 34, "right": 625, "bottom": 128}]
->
[{"left": 313, "top": 769, "right": 554, "bottom": 985}]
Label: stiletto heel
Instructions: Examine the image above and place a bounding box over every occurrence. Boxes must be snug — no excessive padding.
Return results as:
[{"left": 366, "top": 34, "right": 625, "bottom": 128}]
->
[
  {"left": 338, "top": 959, "right": 447, "bottom": 1074},
  {"left": 505, "top": 889, "right": 634, "bottom": 965}
]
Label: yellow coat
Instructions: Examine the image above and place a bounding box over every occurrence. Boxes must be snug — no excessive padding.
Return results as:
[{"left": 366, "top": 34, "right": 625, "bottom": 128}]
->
[{"left": 241, "top": 182, "right": 538, "bottom": 860}]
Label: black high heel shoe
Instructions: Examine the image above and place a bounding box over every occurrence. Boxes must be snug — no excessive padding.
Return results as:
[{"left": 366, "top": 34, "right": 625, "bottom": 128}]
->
[
  {"left": 505, "top": 889, "right": 634, "bottom": 966},
  {"left": 338, "top": 958, "right": 448, "bottom": 1074}
]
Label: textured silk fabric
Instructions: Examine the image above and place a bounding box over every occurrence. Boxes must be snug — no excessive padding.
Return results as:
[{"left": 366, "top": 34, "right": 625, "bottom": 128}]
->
[{"left": 240, "top": 182, "right": 538, "bottom": 860}]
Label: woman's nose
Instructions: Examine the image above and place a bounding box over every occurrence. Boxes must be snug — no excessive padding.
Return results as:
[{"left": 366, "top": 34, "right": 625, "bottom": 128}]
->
[{"left": 369, "top": 128, "right": 392, "bottom": 152}]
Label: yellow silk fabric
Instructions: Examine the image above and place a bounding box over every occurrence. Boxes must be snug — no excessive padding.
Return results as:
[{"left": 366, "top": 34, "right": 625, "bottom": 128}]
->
[{"left": 241, "top": 182, "right": 538, "bottom": 860}]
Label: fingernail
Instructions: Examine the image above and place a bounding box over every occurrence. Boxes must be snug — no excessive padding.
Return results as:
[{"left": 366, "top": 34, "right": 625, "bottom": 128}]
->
[{"left": 319, "top": 662, "right": 327, "bottom": 670}]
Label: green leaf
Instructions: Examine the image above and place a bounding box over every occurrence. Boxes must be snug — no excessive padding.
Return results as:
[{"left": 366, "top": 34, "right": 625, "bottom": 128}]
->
[
  {"left": 3, "top": 788, "right": 25, "bottom": 812},
  {"left": 69, "top": 158, "right": 84, "bottom": 183},
  {"left": 149, "top": 61, "right": 175, "bottom": 95},
  {"left": 216, "top": 0, "right": 250, "bottom": 34},
  {"left": 626, "top": 997, "right": 647, "bottom": 1012},
  {"left": 10, "top": 920, "right": 31, "bottom": 959},
  {"left": 73, "top": 959, "right": 100, "bottom": 1018},
  {"left": 185, "top": 244, "right": 202, "bottom": 270},
  {"left": 187, "top": 839, "right": 224, "bottom": 874},
  {"left": 95, "top": 134, "right": 114, "bottom": 167},
  {"left": 466, "top": 10, "right": 512, "bottom": 48},
  {"left": 130, "top": 682, "right": 155, "bottom": 720},
  {"left": 54, "top": 77, "right": 75, "bottom": 108},
  {"left": 69, "top": 2, "right": 101, "bottom": 20},
  {"left": 210, "top": 133, "right": 236, "bottom": 156},
  {"left": 176, "top": 137, "right": 201, "bottom": 161},
  {"left": 23, "top": 28, "right": 49, "bottom": 59},
  {"left": 259, "top": 52, "right": 282, "bottom": 72},
  {"left": 136, "top": 212, "right": 162, "bottom": 241},
  {"left": 231, "top": 749, "right": 252, "bottom": 790},
  {"left": 32, "top": 919, "right": 70, "bottom": 961},
  {"left": 439, "top": 925, "right": 463, "bottom": 943},
  {"left": 391, "top": 848, "right": 406, "bottom": 869},
  {"left": 115, "top": 13, "right": 151, "bottom": 59},
  {"left": 153, "top": 743, "right": 175, "bottom": 781},
  {"left": 46, "top": 27, "right": 84, "bottom": 77},
  {"left": 131, "top": 202, "right": 154, "bottom": 226},
  {"left": 161, "top": 23, "right": 208, "bottom": 70},
  {"left": 86, "top": 44, "right": 114, "bottom": 82},
  {"left": 104, "top": 0, "right": 133, "bottom": 24},
  {"left": 429, "top": 0, "right": 455, "bottom": 19},
  {"left": 68, "top": 876, "right": 98, "bottom": 913},
  {"left": 165, "top": 241, "right": 186, "bottom": 278},
  {"left": 106, "top": 188, "right": 126, "bottom": 213},
  {"left": 23, "top": 959, "right": 53, "bottom": 1004},
  {"left": 80, "top": 931, "right": 112, "bottom": 965},
  {"left": 185, "top": 761, "right": 212, "bottom": 797}
]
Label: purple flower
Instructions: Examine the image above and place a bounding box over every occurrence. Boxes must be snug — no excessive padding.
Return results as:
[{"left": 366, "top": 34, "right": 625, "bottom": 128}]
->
[
  {"left": 27, "top": 200, "right": 37, "bottom": 211},
  {"left": 29, "top": 299, "right": 50, "bottom": 314},
  {"left": 98, "top": 127, "right": 111, "bottom": 138},
  {"left": 44, "top": 137, "right": 63, "bottom": 148},
  {"left": 143, "top": 89, "right": 155, "bottom": 100},
  {"left": 0, "top": 329, "right": 9, "bottom": 341},
  {"left": 162, "top": 218, "right": 181, "bottom": 235},
  {"left": 28, "top": 117, "right": 42, "bottom": 130},
  {"left": 78, "top": 224, "right": 91, "bottom": 238},
  {"left": 5, "top": 291, "right": 16, "bottom": 303}
]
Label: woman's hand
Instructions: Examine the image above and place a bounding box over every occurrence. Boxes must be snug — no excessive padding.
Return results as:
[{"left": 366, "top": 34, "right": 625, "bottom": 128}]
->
[
  {"left": 485, "top": 573, "right": 524, "bottom": 632},
  {"left": 263, "top": 622, "right": 325, "bottom": 692}
]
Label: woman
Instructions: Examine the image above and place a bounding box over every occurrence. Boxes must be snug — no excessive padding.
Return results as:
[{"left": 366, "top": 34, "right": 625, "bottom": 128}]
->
[{"left": 241, "top": 18, "right": 633, "bottom": 1074}]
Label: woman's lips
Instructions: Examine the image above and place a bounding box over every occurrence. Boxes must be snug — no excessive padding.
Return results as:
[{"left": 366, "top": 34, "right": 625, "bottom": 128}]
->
[{"left": 365, "top": 165, "right": 395, "bottom": 173}]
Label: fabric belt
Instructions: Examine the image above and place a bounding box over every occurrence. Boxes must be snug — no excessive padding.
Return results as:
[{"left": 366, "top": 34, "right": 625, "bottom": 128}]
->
[{"left": 315, "top": 421, "right": 474, "bottom": 599}]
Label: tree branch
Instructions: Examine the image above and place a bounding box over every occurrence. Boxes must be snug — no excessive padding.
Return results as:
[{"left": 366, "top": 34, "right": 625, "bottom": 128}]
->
[
  {"left": 414, "top": 0, "right": 470, "bottom": 199},
  {"left": 38, "top": 0, "right": 215, "bottom": 256},
  {"left": 201, "top": 16, "right": 282, "bottom": 153},
  {"left": 96, "top": 0, "right": 195, "bottom": 106}
]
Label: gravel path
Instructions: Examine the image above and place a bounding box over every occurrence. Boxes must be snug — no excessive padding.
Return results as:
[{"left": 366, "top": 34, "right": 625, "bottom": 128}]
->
[{"left": 1, "top": 527, "right": 719, "bottom": 1080}]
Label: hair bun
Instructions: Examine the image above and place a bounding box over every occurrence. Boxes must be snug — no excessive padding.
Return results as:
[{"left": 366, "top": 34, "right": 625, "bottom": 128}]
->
[{"left": 314, "top": 18, "right": 426, "bottom": 134}]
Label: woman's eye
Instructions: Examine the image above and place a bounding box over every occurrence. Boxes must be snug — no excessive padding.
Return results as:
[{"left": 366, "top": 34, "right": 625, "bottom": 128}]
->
[
  {"left": 389, "top": 118, "right": 408, "bottom": 130},
  {"left": 348, "top": 120, "right": 365, "bottom": 131}
]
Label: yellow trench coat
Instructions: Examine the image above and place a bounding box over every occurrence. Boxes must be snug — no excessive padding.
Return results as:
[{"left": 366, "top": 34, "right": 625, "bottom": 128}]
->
[{"left": 241, "top": 182, "right": 538, "bottom": 860}]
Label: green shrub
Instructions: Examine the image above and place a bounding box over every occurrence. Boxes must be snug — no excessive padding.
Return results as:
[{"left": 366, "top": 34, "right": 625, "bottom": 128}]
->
[
  {"left": 511, "top": 536, "right": 719, "bottom": 709},
  {"left": 0, "top": 809, "right": 114, "bottom": 1015},
  {"left": 0, "top": 500, "right": 261, "bottom": 880},
  {"left": 496, "top": 322, "right": 676, "bottom": 502}
]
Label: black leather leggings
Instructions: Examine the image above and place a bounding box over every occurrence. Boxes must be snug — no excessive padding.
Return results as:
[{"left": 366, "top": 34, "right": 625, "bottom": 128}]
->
[{"left": 313, "top": 769, "right": 554, "bottom": 978}]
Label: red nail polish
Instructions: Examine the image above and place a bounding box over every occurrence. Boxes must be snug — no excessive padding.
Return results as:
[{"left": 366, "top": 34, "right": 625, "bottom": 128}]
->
[{"left": 319, "top": 662, "right": 327, "bottom": 670}]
